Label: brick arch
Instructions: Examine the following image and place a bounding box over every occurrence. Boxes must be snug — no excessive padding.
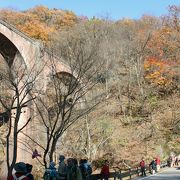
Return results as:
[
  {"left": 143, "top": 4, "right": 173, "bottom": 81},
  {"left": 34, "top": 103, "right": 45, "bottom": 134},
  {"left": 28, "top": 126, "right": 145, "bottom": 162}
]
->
[
  {"left": 45, "top": 71, "right": 78, "bottom": 118},
  {"left": 46, "top": 71, "right": 78, "bottom": 95},
  {"left": 0, "top": 33, "right": 18, "bottom": 67},
  {"left": 0, "top": 20, "right": 75, "bottom": 172},
  {"left": 0, "top": 20, "right": 41, "bottom": 69},
  {"left": 0, "top": 20, "right": 73, "bottom": 76},
  {"left": 54, "top": 71, "right": 77, "bottom": 83}
]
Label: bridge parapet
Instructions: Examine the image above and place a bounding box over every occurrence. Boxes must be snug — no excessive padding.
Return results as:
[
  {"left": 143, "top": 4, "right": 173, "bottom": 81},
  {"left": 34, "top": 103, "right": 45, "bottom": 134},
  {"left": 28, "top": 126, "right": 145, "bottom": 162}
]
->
[
  {"left": 0, "top": 19, "right": 72, "bottom": 77},
  {"left": 0, "top": 19, "right": 36, "bottom": 44}
]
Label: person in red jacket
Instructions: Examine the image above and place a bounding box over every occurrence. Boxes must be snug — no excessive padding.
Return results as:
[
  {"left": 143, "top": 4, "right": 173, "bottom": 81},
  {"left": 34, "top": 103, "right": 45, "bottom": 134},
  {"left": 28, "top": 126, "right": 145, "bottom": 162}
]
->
[
  {"left": 139, "top": 158, "right": 146, "bottom": 177},
  {"left": 101, "top": 160, "right": 110, "bottom": 180},
  {"left": 8, "top": 162, "right": 30, "bottom": 180},
  {"left": 155, "top": 157, "right": 161, "bottom": 172}
]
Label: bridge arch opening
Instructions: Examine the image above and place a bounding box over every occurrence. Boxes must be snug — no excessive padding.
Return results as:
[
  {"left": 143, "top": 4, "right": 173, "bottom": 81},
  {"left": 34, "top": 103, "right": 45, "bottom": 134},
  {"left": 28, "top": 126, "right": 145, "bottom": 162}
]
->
[
  {"left": 44, "top": 71, "right": 78, "bottom": 117},
  {"left": 0, "top": 34, "right": 27, "bottom": 125},
  {"left": 52, "top": 71, "right": 77, "bottom": 86},
  {"left": 0, "top": 32, "right": 27, "bottom": 69},
  {"left": 46, "top": 71, "right": 78, "bottom": 99},
  {"left": 0, "top": 33, "right": 18, "bottom": 67}
]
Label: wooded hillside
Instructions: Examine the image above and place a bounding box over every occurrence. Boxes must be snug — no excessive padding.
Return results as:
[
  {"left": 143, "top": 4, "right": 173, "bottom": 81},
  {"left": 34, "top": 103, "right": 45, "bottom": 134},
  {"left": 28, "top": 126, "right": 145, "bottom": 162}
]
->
[{"left": 0, "top": 5, "right": 179, "bottom": 172}]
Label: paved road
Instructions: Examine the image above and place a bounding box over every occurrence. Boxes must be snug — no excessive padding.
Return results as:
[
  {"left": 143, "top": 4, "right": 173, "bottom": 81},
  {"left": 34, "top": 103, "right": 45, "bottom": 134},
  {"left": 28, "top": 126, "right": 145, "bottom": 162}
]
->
[{"left": 134, "top": 167, "right": 180, "bottom": 180}]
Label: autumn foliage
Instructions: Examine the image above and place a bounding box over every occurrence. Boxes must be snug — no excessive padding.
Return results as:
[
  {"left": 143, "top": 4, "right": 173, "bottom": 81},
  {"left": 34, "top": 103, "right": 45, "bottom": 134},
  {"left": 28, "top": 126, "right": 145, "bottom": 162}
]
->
[
  {"left": 0, "top": 5, "right": 179, "bottom": 174},
  {"left": 0, "top": 6, "right": 78, "bottom": 43},
  {"left": 144, "top": 56, "right": 175, "bottom": 86}
]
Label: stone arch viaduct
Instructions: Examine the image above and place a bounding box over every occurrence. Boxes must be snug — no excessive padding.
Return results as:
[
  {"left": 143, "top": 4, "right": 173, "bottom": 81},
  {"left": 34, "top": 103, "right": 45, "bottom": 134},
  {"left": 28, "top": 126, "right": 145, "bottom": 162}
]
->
[
  {"left": 0, "top": 19, "right": 71, "bottom": 73},
  {"left": 0, "top": 19, "right": 73, "bottom": 167}
]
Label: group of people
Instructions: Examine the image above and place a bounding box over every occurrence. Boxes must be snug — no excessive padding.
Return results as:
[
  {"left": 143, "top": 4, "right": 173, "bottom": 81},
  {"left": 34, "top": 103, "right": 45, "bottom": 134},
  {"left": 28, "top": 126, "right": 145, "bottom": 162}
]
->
[
  {"left": 8, "top": 162, "right": 34, "bottom": 180},
  {"left": 139, "top": 157, "right": 161, "bottom": 177},
  {"left": 10, "top": 154, "right": 180, "bottom": 179},
  {"left": 7, "top": 156, "right": 110, "bottom": 180},
  {"left": 43, "top": 155, "right": 92, "bottom": 180},
  {"left": 167, "top": 154, "right": 180, "bottom": 167}
]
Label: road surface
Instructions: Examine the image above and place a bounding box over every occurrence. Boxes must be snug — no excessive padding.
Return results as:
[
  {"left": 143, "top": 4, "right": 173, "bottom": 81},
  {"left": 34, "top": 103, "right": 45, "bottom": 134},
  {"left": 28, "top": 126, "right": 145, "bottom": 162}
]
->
[{"left": 134, "top": 167, "right": 180, "bottom": 180}]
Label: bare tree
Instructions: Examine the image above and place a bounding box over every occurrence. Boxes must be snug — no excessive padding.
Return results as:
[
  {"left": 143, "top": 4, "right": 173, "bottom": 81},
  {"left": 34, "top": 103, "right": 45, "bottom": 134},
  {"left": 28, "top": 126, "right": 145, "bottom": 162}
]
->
[
  {"left": 60, "top": 114, "right": 113, "bottom": 162},
  {"left": 29, "top": 22, "right": 109, "bottom": 168},
  {"left": 0, "top": 52, "right": 44, "bottom": 177}
]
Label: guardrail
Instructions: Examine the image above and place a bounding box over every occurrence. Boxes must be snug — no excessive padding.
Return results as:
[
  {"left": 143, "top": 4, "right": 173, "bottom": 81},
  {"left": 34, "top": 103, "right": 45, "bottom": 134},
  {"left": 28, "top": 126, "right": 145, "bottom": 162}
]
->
[{"left": 88, "top": 163, "right": 167, "bottom": 180}]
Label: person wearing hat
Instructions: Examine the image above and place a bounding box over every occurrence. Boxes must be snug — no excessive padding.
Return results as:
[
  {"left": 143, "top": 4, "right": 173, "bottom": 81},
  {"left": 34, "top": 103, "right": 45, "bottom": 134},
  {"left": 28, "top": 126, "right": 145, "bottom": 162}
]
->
[{"left": 8, "top": 162, "right": 30, "bottom": 180}]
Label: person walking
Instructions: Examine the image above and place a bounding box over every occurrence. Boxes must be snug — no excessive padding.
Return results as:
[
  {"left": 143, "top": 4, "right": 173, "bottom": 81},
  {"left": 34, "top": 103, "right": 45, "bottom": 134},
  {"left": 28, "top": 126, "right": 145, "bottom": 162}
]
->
[
  {"left": 66, "top": 158, "right": 82, "bottom": 180},
  {"left": 101, "top": 160, "right": 110, "bottom": 180},
  {"left": 155, "top": 157, "right": 160, "bottom": 172},
  {"left": 8, "top": 162, "right": 30, "bottom": 180},
  {"left": 43, "top": 161, "right": 58, "bottom": 180},
  {"left": 149, "top": 159, "right": 156, "bottom": 175},
  {"left": 58, "top": 155, "right": 67, "bottom": 180},
  {"left": 79, "top": 159, "right": 86, "bottom": 180},
  {"left": 79, "top": 159, "right": 92, "bottom": 180},
  {"left": 139, "top": 158, "right": 146, "bottom": 177}
]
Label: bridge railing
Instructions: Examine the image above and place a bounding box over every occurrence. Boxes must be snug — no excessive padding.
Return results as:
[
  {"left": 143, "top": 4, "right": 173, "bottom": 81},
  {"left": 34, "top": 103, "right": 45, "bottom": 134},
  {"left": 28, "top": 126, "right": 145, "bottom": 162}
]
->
[{"left": 88, "top": 162, "right": 168, "bottom": 180}]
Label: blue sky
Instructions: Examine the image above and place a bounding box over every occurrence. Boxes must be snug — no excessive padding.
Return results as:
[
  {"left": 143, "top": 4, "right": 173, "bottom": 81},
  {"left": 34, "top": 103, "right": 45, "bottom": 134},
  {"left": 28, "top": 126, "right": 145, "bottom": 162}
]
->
[{"left": 0, "top": 0, "right": 179, "bottom": 20}]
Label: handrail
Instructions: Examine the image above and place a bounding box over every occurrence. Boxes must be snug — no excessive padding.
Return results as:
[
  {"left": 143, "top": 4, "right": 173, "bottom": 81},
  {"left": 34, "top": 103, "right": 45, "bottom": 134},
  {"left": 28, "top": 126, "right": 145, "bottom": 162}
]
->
[{"left": 88, "top": 162, "right": 168, "bottom": 180}]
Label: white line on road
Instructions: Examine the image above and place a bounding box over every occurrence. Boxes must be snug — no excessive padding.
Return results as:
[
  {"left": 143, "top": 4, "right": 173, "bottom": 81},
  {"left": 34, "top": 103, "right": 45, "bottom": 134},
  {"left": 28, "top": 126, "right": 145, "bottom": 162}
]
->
[
  {"left": 136, "top": 169, "right": 177, "bottom": 179},
  {"left": 137, "top": 174, "right": 155, "bottom": 180}
]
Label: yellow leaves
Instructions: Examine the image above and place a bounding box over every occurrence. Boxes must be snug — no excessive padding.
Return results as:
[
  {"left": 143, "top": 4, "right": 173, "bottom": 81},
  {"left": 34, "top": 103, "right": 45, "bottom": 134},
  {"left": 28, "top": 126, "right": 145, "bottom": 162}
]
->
[
  {"left": 155, "top": 77, "right": 171, "bottom": 86},
  {"left": 29, "top": 5, "right": 49, "bottom": 15},
  {"left": 161, "top": 27, "right": 172, "bottom": 34},
  {"left": 28, "top": 6, "right": 55, "bottom": 23},
  {"left": 0, "top": 6, "right": 77, "bottom": 44},
  {"left": 145, "top": 15, "right": 179, "bottom": 88},
  {"left": 144, "top": 57, "right": 166, "bottom": 71},
  {"left": 145, "top": 71, "right": 170, "bottom": 86},
  {"left": 147, "top": 25, "right": 179, "bottom": 60},
  {"left": 144, "top": 56, "right": 174, "bottom": 86},
  {"left": 18, "top": 21, "right": 55, "bottom": 42},
  {"left": 55, "top": 11, "right": 77, "bottom": 29},
  {"left": 0, "top": 9, "right": 27, "bottom": 25},
  {"left": 145, "top": 71, "right": 161, "bottom": 79},
  {"left": 121, "top": 18, "right": 134, "bottom": 26}
]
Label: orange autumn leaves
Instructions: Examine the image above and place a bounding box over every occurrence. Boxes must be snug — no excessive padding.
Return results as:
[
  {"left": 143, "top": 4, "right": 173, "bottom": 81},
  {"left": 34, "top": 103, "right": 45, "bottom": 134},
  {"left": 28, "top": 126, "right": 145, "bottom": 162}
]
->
[
  {"left": 17, "top": 21, "right": 54, "bottom": 42},
  {"left": 0, "top": 6, "right": 77, "bottom": 43},
  {"left": 144, "top": 14, "right": 179, "bottom": 88},
  {"left": 144, "top": 56, "right": 176, "bottom": 87}
]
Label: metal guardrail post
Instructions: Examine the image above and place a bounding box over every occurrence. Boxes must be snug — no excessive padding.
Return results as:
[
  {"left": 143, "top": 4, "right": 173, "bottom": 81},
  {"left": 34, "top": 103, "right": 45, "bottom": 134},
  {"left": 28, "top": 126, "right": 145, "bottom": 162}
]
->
[
  {"left": 136, "top": 167, "right": 139, "bottom": 176},
  {"left": 119, "top": 169, "right": 122, "bottom": 180},
  {"left": 129, "top": 168, "right": 132, "bottom": 179}
]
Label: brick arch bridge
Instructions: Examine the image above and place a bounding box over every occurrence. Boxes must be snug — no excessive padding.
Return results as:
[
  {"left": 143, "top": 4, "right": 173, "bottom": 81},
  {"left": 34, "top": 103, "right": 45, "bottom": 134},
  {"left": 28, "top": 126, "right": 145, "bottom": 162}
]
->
[
  {"left": 0, "top": 19, "right": 73, "bottom": 171},
  {"left": 0, "top": 19, "right": 71, "bottom": 72}
]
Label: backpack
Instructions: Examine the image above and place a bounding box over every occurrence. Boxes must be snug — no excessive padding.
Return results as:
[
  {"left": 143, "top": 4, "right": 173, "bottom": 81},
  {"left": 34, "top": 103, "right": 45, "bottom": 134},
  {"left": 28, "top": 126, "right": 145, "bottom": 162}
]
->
[
  {"left": 43, "top": 169, "right": 56, "bottom": 180},
  {"left": 86, "top": 164, "right": 92, "bottom": 175},
  {"left": 150, "top": 160, "right": 156, "bottom": 170},
  {"left": 81, "top": 164, "right": 92, "bottom": 176}
]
